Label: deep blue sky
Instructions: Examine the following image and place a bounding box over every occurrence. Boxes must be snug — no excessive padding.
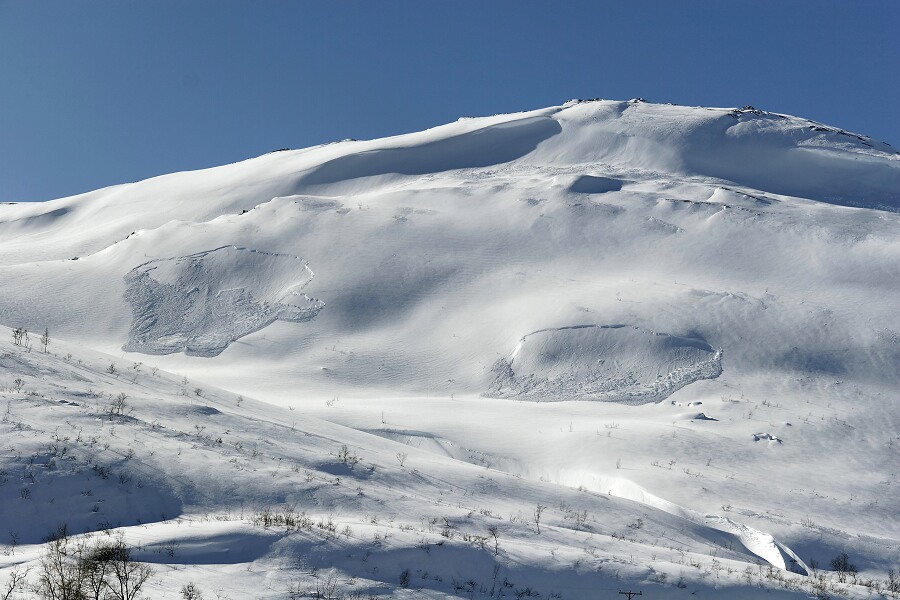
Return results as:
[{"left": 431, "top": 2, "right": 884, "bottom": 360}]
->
[{"left": 1, "top": 1, "right": 898, "bottom": 203}]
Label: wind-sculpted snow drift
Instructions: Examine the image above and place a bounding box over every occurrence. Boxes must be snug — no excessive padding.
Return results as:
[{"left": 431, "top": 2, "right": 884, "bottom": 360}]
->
[
  {"left": 123, "top": 246, "right": 322, "bottom": 356},
  {"left": 295, "top": 115, "right": 562, "bottom": 189},
  {"left": 486, "top": 324, "right": 722, "bottom": 403}
]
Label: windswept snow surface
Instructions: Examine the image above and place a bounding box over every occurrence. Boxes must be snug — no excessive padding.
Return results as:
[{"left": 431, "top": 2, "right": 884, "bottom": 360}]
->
[{"left": 1, "top": 100, "right": 899, "bottom": 598}]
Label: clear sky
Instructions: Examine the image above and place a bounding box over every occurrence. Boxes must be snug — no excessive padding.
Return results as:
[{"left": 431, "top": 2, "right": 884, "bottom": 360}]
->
[{"left": 1, "top": 1, "right": 897, "bottom": 203}]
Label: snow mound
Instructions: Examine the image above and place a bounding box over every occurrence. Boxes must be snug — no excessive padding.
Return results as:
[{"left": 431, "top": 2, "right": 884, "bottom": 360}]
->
[
  {"left": 675, "top": 412, "right": 718, "bottom": 421},
  {"left": 705, "top": 515, "right": 807, "bottom": 574},
  {"left": 485, "top": 324, "right": 722, "bottom": 403},
  {"left": 122, "top": 246, "right": 323, "bottom": 356},
  {"left": 560, "top": 472, "right": 804, "bottom": 571}
]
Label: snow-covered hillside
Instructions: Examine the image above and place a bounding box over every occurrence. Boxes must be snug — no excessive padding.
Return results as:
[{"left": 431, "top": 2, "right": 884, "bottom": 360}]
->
[{"left": 1, "top": 99, "right": 898, "bottom": 598}]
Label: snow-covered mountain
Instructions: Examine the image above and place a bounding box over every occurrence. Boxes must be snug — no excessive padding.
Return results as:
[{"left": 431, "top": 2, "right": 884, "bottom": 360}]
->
[{"left": 1, "top": 99, "right": 898, "bottom": 599}]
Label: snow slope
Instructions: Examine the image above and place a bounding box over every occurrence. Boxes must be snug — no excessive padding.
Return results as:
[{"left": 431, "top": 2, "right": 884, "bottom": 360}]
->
[{"left": 1, "top": 99, "right": 898, "bottom": 598}]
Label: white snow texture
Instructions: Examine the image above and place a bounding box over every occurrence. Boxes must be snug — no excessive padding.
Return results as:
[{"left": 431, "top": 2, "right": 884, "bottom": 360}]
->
[{"left": 0, "top": 99, "right": 898, "bottom": 599}]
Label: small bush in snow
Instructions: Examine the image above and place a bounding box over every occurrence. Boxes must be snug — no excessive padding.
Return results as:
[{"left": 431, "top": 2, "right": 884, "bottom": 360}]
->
[
  {"left": 11, "top": 327, "right": 27, "bottom": 347},
  {"left": 181, "top": 583, "right": 204, "bottom": 600},
  {"left": 830, "top": 552, "right": 857, "bottom": 583}
]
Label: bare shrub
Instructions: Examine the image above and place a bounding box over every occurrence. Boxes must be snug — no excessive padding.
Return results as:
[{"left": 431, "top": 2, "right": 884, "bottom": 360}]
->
[{"left": 35, "top": 527, "right": 153, "bottom": 600}]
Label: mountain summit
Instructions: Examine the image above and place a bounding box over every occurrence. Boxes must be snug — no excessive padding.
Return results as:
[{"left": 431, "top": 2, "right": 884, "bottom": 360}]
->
[
  {"left": 1, "top": 100, "right": 896, "bottom": 398},
  {"left": 0, "top": 100, "right": 898, "bottom": 598}
]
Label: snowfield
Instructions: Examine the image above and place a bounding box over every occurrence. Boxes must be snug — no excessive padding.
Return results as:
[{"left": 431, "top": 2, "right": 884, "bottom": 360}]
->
[{"left": 0, "top": 99, "right": 898, "bottom": 598}]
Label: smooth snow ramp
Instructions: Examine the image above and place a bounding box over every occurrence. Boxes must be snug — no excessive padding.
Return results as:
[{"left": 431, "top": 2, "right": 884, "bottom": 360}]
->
[
  {"left": 486, "top": 324, "right": 722, "bottom": 403},
  {"left": 123, "top": 246, "right": 323, "bottom": 357}
]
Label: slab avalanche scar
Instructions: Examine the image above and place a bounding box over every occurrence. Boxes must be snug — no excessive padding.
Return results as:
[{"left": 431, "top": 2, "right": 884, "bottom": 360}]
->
[
  {"left": 486, "top": 324, "right": 722, "bottom": 403},
  {"left": 122, "top": 246, "right": 323, "bottom": 357}
]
